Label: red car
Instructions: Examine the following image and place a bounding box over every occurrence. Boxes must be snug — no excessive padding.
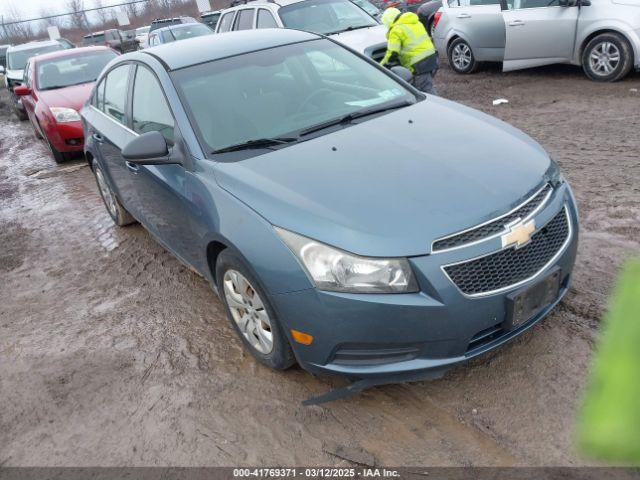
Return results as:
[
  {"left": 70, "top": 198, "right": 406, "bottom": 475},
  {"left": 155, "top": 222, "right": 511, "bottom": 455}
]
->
[{"left": 14, "top": 46, "right": 118, "bottom": 163}]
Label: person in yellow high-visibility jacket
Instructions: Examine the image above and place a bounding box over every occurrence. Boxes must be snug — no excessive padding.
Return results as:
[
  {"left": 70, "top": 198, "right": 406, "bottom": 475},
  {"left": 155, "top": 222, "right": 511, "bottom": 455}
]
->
[{"left": 380, "top": 7, "right": 439, "bottom": 95}]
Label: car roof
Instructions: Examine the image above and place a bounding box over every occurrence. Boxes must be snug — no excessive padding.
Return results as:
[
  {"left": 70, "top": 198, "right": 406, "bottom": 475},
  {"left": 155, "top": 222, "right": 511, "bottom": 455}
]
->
[
  {"left": 223, "top": 0, "right": 305, "bottom": 11},
  {"left": 151, "top": 16, "right": 195, "bottom": 23},
  {"left": 31, "top": 46, "right": 114, "bottom": 63},
  {"left": 7, "top": 39, "right": 61, "bottom": 53},
  {"left": 154, "top": 22, "right": 206, "bottom": 33},
  {"left": 141, "top": 28, "right": 318, "bottom": 70}
]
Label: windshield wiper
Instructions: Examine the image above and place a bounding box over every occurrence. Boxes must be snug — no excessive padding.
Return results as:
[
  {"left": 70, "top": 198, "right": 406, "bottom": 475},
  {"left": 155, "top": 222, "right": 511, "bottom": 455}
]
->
[
  {"left": 324, "top": 25, "right": 373, "bottom": 36},
  {"left": 299, "top": 99, "right": 415, "bottom": 137},
  {"left": 212, "top": 137, "right": 298, "bottom": 154},
  {"left": 41, "top": 80, "right": 94, "bottom": 91}
]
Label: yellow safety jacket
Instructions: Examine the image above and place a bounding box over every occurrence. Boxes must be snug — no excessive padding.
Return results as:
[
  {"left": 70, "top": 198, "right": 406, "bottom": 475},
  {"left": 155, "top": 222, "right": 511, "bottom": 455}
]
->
[{"left": 380, "top": 12, "right": 436, "bottom": 72}]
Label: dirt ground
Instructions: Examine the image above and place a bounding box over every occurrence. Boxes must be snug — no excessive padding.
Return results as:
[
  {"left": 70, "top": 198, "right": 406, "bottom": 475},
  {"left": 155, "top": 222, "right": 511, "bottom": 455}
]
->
[{"left": 0, "top": 62, "right": 639, "bottom": 467}]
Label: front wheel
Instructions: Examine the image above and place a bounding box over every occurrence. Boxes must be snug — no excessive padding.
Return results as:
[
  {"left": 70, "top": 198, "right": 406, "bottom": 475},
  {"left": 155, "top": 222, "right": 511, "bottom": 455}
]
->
[
  {"left": 216, "top": 250, "right": 296, "bottom": 371},
  {"left": 582, "top": 33, "right": 633, "bottom": 82},
  {"left": 92, "top": 159, "right": 136, "bottom": 226},
  {"left": 448, "top": 38, "right": 479, "bottom": 74}
]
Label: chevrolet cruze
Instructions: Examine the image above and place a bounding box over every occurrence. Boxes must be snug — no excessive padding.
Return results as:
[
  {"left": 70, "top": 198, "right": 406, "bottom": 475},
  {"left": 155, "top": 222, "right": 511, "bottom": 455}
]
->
[{"left": 82, "top": 29, "right": 579, "bottom": 383}]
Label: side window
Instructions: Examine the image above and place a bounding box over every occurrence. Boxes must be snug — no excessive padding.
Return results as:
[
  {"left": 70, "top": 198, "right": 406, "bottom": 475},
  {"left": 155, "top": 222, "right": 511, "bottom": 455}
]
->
[
  {"left": 218, "top": 12, "right": 235, "bottom": 32},
  {"left": 24, "top": 61, "right": 31, "bottom": 86},
  {"left": 510, "top": 0, "right": 559, "bottom": 8},
  {"left": 92, "top": 79, "right": 105, "bottom": 108},
  {"left": 131, "top": 66, "right": 175, "bottom": 144},
  {"left": 161, "top": 30, "right": 175, "bottom": 43},
  {"left": 234, "top": 9, "right": 255, "bottom": 30},
  {"left": 257, "top": 9, "right": 278, "bottom": 28},
  {"left": 102, "top": 64, "right": 130, "bottom": 124}
]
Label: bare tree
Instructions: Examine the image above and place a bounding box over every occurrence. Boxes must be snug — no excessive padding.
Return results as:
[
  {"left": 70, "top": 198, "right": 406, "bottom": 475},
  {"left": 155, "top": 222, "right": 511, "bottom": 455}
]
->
[
  {"left": 66, "top": 0, "right": 88, "bottom": 30},
  {"left": 93, "top": 0, "right": 114, "bottom": 26}
]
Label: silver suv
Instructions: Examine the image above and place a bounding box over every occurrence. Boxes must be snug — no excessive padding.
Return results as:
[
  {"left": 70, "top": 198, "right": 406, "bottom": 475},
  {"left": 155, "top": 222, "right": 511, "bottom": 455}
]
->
[
  {"left": 433, "top": 0, "right": 640, "bottom": 82},
  {"left": 215, "top": 0, "right": 388, "bottom": 61}
]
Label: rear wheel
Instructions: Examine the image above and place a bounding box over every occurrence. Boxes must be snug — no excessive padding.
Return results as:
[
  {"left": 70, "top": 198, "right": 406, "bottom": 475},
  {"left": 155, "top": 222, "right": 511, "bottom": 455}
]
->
[
  {"left": 216, "top": 250, "right": 296, "bottom": 371},
  {"left": 582, "top": 33, "right": 633, "bottom": 82},
  {"left": 448, "top": 38, "right": 479, "bottom": 74},
  {"left": 92, "top": 159, "right": 136, "bottom": 226}
]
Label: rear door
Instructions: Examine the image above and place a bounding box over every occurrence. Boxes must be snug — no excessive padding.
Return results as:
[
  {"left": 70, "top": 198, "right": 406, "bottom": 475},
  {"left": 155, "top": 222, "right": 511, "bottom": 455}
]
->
[
  {"left": 446, "top": 0, "right": 505, "bottom": 60},
  {"left": 502, "top": 1, "right": 579, "bottom": 71},
  {"left": 90, "top": 64, "right": 140, "bottom": 215}
]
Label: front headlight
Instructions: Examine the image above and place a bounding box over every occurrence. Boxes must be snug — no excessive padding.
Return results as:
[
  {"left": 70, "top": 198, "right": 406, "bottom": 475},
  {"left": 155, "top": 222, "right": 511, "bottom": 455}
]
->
[
  {"left": 276, "top": 227, "right": 419, "bottom": 294},
  {"left": 50, "top": 107, "right": 81, "bottom": 123}
]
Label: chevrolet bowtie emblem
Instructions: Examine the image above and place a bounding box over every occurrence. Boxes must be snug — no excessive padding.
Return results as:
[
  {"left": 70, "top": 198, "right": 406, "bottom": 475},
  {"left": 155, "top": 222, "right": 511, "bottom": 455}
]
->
[{"left": 502, "top": 219, "right": 536, "bottom": 249}]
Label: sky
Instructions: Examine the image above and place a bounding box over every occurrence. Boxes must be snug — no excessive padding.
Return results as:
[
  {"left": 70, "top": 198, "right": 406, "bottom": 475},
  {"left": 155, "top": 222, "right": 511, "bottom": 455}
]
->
[{"left": 1, "top": 0, "right": 124, "bottom": 21}]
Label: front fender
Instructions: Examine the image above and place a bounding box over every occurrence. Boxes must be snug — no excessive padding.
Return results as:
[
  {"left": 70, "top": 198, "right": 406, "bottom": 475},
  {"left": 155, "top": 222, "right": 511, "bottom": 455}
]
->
[{"left": 188, "top": 160, "right": 313, "bottom": 295}]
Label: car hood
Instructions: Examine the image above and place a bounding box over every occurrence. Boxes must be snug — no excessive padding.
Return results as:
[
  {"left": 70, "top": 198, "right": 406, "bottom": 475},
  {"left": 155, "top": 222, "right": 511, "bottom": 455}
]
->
[
  {"left": 328, "top": 24, "right": 387, "bottom": 55},
  {"left": 38, "top": 82, "right": 95, "bottom": 111},
  {"left": 213, "top": 96, "right": 553, "bottom": 257},
  {"left": 6, "top": 69, "right": 23, "bottom": 81}
]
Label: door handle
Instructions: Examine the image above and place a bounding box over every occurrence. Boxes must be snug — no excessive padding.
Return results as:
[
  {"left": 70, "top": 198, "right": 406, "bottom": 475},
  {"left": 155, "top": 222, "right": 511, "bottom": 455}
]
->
[
  {"left": 457, "top": 13, "right": 471, "bottom": 18},
  {"left": 92, "top": 133, "right": 104, "bottom": 143},
  {"left": 509, "top": 20, "right": 525, "bottom": 26},
  {"left": 125, "top": 161, "right": 140, "bottom": 173}
]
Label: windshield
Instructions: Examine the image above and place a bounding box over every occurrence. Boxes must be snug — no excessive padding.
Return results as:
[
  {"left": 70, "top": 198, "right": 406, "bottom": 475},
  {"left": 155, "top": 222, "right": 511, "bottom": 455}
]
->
[
  {"left": 279, "top": 0, "right": 378, "bottom": 35},
  {"left": 351, "top": 0, "right": 380, "bottom": 17},
  {"left": 172, "top": 39, "right": 416, "bottom": 155},
  {"left": 7, "top": 44, "right": 63, "bottom": 70},
  {"left": 136, "top": 27, "right": 150, "bottom": 34},
  {"left": 169, "top": 24, "right": 213, "bottom": 41},
  {"left": 37, "top": 50, "right": 117, "bottom": 90}
]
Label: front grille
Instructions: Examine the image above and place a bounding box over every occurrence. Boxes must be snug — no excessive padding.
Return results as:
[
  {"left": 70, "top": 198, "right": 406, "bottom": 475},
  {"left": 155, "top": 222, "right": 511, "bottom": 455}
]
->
[
  {"left": 332, "top": 345, "right": 420, "bottom": 366},
  {"left": 443, "top": 207, "right": 570, "bottom": 296},
  {"left": 433, "top": 184, "right": 553, "bottom": 252}
]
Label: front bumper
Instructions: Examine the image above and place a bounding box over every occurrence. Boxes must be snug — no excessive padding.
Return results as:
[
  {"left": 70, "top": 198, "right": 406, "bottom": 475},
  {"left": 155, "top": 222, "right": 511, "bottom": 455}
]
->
[
  {"left": 44, "top": 120, "right": 84, "bottom": 153},
  {"left": 271, "top": 183, "right": 579, "bottom": 379}
]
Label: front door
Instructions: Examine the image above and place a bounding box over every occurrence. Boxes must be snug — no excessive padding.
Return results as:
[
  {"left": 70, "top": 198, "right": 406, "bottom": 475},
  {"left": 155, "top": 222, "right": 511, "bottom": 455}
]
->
[
  {"left": 127, "top": 64, "right": 196, "bottom": 266},
  {"left": 502, "top": 1, "right": 580, "bottom": 71}
]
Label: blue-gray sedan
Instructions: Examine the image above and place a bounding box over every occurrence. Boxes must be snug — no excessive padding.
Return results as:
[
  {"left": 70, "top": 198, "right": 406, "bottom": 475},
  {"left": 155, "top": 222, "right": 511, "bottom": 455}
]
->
[{"left": 82, "top": 29, "right": 579, "bottom": 383}]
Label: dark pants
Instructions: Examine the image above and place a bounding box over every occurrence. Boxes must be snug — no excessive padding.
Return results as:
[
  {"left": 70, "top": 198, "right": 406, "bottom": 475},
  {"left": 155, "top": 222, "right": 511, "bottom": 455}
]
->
[{"left": 412, "top": 55, "right": 439, "bottom": 95}]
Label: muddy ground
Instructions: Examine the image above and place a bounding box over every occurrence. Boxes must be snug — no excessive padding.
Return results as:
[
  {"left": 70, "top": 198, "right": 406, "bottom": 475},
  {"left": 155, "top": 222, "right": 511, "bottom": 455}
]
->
[{"left": 0, "top": 62, "right": 639, "bottom": 467}]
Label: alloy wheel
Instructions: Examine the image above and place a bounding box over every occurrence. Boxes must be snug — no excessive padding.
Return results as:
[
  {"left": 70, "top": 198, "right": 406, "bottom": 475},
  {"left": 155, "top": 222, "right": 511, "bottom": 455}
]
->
[
  {"left": 95, "top": 168, "right": 117, "bottom": 218},
  {"left": 223, "top": 270, "right": 274, "bottom": 355},
  {"left": 589, "top": 41, "right": 621, "bottom": 77},
  {"left": 452, "top": 43, "right": 472, "bottom": 71}
]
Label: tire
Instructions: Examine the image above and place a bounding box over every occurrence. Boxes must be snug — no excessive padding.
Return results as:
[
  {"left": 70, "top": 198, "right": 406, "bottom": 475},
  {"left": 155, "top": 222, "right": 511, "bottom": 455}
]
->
[
  {"left": 91, "top": 159, "right": 136, "bottom": 227},
  {"left": 216, "top": 249, "right": 296, "bottom": 371},
  {"left": 582, "top": 33, "right": 633, "bottom": 82},
  {"left": 44, "top": 134, "right": 67, "bottom": 164},
  {"left": 448, "top": 37, "right": 479, "bottom": 74},
  {"left": 32, "top": 120, "right": 42, "bottom": 139},
  {"left": 14, "top": 107, "right": 28, "bottom": 121}
]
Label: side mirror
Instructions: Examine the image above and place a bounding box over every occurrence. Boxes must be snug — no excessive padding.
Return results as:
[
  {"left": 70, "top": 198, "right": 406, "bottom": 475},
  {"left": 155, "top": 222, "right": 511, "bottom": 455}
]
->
[
  {"left": 122, "top": 131, "right": 181, "bottom": 165},
  {"left": 0, "top": 65, "right": 5, "bottom": 74},
  {"left": 14, "top": 84, "right": 31, "bottom": 96},
  {"left": 390, "top": 66, "right": 413, "bottom": 83}
]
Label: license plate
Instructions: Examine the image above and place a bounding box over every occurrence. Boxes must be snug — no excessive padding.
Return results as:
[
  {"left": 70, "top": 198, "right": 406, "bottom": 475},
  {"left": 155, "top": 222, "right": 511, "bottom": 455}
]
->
[{"left": 506, "top": 268, "right": 561, "bottom": 330}]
